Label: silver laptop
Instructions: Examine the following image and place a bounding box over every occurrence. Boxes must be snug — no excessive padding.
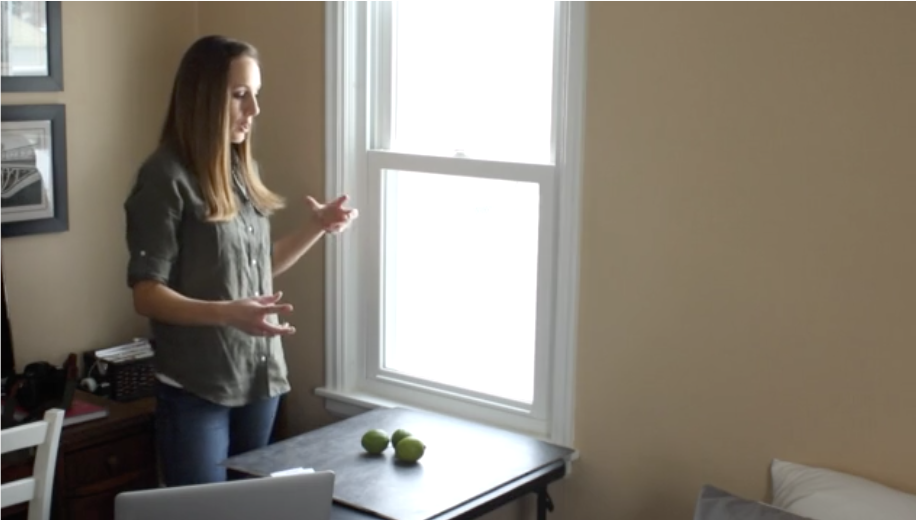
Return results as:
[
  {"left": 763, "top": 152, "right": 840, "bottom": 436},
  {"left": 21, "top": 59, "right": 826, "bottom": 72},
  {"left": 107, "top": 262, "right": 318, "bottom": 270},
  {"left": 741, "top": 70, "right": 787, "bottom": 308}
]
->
[{"left": 115, "top": 471, "right": 335, "bottom": 520}]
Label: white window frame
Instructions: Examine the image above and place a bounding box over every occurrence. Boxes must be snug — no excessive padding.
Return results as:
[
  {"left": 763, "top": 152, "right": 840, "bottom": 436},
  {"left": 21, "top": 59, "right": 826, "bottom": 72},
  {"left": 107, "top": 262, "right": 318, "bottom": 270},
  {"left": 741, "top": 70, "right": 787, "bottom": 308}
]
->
[{"left": 318, "top": 1, "right": 587, "bottom": 447}]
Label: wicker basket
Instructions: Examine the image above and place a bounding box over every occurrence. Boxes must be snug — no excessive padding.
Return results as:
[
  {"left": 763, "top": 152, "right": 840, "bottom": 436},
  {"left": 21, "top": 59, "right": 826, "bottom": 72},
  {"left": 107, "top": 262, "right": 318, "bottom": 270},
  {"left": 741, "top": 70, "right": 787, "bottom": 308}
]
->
[{"left": 86, "top": 339, "right": 158, "bottom": 402}]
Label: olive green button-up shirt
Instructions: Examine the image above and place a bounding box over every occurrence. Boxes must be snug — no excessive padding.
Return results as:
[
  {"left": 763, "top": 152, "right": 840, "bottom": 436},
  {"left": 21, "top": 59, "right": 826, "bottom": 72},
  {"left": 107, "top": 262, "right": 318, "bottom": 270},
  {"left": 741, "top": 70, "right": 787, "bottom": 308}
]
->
[{"left": 124, "top": 146, "right": 290, "bottom": 407}]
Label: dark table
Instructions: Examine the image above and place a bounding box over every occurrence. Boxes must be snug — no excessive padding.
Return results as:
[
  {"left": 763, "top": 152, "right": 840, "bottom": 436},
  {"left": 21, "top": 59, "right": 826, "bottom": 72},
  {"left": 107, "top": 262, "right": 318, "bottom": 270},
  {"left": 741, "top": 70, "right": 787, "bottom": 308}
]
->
[{"left": 223, "top": 407, "right": 575, "bottom": 520}]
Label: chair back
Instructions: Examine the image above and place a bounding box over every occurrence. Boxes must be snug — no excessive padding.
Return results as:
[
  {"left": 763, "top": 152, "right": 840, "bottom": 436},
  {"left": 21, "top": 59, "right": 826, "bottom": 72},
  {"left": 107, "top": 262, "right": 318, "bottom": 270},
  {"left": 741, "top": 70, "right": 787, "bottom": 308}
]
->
[{"left": 1, "top": 408, "right": 65, "bottom": 520}]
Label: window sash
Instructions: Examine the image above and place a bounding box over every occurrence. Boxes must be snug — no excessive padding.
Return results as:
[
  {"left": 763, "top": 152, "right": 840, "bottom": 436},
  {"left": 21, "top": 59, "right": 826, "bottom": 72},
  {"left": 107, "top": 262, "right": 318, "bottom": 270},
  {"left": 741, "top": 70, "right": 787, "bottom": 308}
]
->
[
  {"left": 370, "top": 0, "right": 560, "bottom": 165},
  {"left": 362, "top": 150, "right": 557, "bottom": 420}
]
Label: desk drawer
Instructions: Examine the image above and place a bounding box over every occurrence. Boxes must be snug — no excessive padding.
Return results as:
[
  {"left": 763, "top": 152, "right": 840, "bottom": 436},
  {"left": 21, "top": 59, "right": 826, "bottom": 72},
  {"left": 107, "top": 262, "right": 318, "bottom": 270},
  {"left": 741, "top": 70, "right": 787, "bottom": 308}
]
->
[
  {"left": 63, "top": 472, "right": 157, "bottom": 520},
  {"left": 64, "top": 432, "right": 156, "bottom": 494}
]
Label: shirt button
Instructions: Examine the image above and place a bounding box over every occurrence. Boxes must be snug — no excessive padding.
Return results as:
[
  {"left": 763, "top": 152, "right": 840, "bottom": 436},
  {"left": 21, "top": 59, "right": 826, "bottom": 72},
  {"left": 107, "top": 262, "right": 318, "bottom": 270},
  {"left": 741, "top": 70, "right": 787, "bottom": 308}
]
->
[
  {"left": 248, "top": 225, "right": 254, "bottom": 233},
  {"left": 251, "top": 259, "right": 257, "bottom": 266},
  {"left": 139, "top": 250, "right": 146, "bottom": 257},
  {"left": 254, "top": 291, "right": 261, "bottom": 297},
  {"left": 260, "top": 355, "right": 267, "bottom": 363}
]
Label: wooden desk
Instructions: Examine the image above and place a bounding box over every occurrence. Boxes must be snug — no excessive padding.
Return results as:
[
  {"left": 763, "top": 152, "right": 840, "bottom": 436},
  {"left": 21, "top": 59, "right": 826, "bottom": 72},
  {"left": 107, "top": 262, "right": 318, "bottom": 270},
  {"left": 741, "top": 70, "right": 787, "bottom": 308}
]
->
[{"left": 1, "top": 392, "right": 158, "bottom": 520}]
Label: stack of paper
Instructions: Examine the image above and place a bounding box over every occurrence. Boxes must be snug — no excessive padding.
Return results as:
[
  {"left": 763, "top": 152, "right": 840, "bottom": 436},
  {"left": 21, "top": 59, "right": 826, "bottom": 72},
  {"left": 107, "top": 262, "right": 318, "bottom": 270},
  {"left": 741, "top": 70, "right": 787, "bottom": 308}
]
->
[{"left": 95, "top": 339, "right": 153, "bottom": 364}]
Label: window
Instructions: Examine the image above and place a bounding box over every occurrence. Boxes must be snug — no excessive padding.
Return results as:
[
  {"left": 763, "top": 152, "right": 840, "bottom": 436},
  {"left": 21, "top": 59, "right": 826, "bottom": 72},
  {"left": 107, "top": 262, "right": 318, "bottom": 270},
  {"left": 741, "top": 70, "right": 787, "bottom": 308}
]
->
[{"left": 319, "top": 1, "right": 586, "bottom": 446}]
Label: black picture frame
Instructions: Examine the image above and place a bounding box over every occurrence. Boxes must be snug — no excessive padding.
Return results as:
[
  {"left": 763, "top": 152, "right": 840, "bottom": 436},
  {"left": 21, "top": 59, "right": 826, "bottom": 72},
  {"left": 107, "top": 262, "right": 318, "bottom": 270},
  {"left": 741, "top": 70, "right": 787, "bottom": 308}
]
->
[
  {"left": 1, "top": 103, "right": 68, "bottom": 238},
  {"left": 1, "top": 1, "right": 64, "bottom": 92}
]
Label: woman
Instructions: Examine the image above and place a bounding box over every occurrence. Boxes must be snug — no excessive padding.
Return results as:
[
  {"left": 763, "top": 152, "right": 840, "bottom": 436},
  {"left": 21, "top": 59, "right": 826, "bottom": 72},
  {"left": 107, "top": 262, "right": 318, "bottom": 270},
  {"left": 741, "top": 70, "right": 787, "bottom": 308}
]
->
[{"left": 124, "top": 35, "right": 357, "bottom": 486}]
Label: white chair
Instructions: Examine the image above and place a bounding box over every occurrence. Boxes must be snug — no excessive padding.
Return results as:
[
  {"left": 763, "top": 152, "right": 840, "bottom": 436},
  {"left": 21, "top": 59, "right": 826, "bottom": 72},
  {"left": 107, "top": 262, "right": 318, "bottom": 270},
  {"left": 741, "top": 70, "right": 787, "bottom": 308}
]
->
[{"left": 1, "top": 408, "right": 65, "bottom": 520}]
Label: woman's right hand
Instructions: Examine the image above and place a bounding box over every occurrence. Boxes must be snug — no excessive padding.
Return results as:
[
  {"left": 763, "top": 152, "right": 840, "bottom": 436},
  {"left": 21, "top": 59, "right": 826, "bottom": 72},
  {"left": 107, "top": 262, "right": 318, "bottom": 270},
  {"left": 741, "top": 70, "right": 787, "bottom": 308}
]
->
[{"left": 221, "top": 292, "right": 296, "bottom": 337}]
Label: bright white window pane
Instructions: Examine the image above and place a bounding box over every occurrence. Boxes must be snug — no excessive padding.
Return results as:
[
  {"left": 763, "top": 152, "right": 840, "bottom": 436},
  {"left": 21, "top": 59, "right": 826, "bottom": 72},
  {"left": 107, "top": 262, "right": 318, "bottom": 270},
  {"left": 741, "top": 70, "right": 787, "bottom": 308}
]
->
[
  {"left": 382, "top": 170, "right": 540, "bottom": 403},
  {"left": 389, "top": 2, "right": 556, "bottom": 164}
]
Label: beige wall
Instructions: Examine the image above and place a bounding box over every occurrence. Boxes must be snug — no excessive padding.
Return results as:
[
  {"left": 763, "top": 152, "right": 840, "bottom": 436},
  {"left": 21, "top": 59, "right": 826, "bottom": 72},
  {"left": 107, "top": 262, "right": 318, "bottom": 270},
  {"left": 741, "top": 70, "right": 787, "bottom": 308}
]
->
[
  {"left": 3, "top": 3, "right": 915, "bottom": 520},
  {"left": 2, "top": 2, "right": 196, "bottom": 366},
  {"left": 563, "top": 2, "right": 916, "bottom": 518}
]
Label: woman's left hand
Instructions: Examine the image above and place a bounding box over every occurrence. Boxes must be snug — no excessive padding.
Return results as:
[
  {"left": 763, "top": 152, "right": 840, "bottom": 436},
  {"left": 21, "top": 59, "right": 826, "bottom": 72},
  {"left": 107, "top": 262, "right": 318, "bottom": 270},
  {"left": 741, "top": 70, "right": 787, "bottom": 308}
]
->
[{"left": 307, "top": 194, "right": 359, "bottom": 234}]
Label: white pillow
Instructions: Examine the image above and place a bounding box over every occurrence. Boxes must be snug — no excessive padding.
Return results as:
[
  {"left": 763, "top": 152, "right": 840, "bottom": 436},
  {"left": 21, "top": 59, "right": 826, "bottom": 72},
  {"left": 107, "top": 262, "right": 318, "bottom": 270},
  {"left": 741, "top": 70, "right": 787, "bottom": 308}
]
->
[{"left": 771, "top": 459, "right": 916, "bottom": 520}]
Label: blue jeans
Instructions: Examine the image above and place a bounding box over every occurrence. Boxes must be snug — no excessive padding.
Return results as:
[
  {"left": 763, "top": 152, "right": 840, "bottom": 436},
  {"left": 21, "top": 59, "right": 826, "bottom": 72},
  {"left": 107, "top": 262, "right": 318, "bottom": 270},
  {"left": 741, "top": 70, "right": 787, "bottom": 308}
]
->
[{"left": 155, "top": 383, "right": 280, "bottom": 486}]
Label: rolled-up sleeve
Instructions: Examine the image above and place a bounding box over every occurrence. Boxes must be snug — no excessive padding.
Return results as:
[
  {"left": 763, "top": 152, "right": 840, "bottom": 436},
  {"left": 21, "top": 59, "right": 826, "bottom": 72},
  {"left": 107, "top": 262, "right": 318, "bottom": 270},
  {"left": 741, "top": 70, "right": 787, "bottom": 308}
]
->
[{"left": 124, "top": 171, "right": 183, "bottom": 288}]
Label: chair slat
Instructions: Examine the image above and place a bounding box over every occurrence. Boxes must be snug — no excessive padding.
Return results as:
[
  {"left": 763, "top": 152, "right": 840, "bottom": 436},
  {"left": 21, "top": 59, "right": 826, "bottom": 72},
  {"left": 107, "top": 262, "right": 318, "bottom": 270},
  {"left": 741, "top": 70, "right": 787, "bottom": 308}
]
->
[
  {"left": 0, "top": 478, "right": 36, "bottom": 508},
  {"left": 1, "top": 421, "right": 49, "bottom": 454}
]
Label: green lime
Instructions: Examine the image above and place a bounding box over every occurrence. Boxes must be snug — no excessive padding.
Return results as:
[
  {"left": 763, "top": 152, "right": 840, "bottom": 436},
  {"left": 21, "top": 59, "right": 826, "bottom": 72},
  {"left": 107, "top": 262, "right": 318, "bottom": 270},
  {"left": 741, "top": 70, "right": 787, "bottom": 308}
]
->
[
  {"left": 391, "top": 428, "right": 412, "bottom": 448},
  {"left": 361, "top": 429, "right": 390, "bottom": 455},
  {"left": 395, "top": 436, "right": 426, "bottom": 463}
]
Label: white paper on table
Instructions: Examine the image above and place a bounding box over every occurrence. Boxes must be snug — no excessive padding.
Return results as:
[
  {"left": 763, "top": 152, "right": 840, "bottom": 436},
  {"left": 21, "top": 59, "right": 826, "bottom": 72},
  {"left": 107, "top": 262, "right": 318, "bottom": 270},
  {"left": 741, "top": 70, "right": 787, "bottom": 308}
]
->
[{"left": 270, "top": 467, "right": 316, "bottom": 477}]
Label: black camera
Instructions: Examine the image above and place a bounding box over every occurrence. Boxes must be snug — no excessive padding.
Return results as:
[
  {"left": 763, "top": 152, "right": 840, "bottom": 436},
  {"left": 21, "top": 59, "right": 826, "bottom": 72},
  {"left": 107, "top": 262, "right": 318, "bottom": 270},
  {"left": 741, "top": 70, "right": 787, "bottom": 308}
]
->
[
  {"left": 2, "top": 354, "right": 78, "bottom": 428},
  {"left": 17, "top": 361, "right": 69, "bottom": 410}
]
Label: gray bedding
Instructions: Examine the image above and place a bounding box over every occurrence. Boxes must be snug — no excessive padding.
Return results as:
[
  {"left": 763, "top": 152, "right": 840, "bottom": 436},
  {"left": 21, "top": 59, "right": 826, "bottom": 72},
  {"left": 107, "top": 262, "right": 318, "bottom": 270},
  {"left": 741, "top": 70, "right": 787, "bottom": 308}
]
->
[{"left": 694, "top": 485, "right": 811, "bottom": 520}]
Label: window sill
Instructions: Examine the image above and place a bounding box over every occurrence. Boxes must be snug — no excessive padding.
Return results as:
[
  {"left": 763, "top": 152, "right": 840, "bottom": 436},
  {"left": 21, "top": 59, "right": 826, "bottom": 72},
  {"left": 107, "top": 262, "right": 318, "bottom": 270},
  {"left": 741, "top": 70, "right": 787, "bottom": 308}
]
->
[
  {"left": 314, "top": 386, "right": 407, "bottom": 418},
  {"left": 313, "top": 386, "right": 580, "bottom": 460}
]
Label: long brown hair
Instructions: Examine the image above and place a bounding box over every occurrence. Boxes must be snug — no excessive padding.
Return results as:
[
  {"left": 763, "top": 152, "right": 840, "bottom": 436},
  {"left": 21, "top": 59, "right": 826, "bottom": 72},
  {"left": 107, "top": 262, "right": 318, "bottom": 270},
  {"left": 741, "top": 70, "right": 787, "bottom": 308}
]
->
[{"left": 160, "top": 35, "right": 284, "bottom": 221}]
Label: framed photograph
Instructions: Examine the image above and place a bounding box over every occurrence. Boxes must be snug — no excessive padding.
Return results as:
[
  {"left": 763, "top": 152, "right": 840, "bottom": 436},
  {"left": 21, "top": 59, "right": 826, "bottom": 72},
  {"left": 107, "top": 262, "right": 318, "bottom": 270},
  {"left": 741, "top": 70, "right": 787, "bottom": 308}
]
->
[
  {"left": 1, "top": 103, "right": 68, "bottom": 238},
  {"left": 1, "top": 1, "right": 63, "bottom": 92}
]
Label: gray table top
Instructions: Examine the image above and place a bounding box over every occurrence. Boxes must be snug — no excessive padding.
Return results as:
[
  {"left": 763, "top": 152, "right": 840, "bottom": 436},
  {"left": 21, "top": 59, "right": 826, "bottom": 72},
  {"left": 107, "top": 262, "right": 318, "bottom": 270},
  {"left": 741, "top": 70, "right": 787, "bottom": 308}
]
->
[{"left": 223, "top": 407, "right": 574, "bottom": 520}]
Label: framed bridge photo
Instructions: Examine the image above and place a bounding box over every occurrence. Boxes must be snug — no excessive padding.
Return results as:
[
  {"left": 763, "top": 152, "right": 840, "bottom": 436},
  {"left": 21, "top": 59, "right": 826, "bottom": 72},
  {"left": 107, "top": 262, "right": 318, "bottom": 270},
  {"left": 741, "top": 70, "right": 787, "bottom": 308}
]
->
[
  {"left": 1, "top": 1, "right": 64, "bottom": 92},
  {"left": 1, "top": 103, "right": 68, "bottom": 238}
]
